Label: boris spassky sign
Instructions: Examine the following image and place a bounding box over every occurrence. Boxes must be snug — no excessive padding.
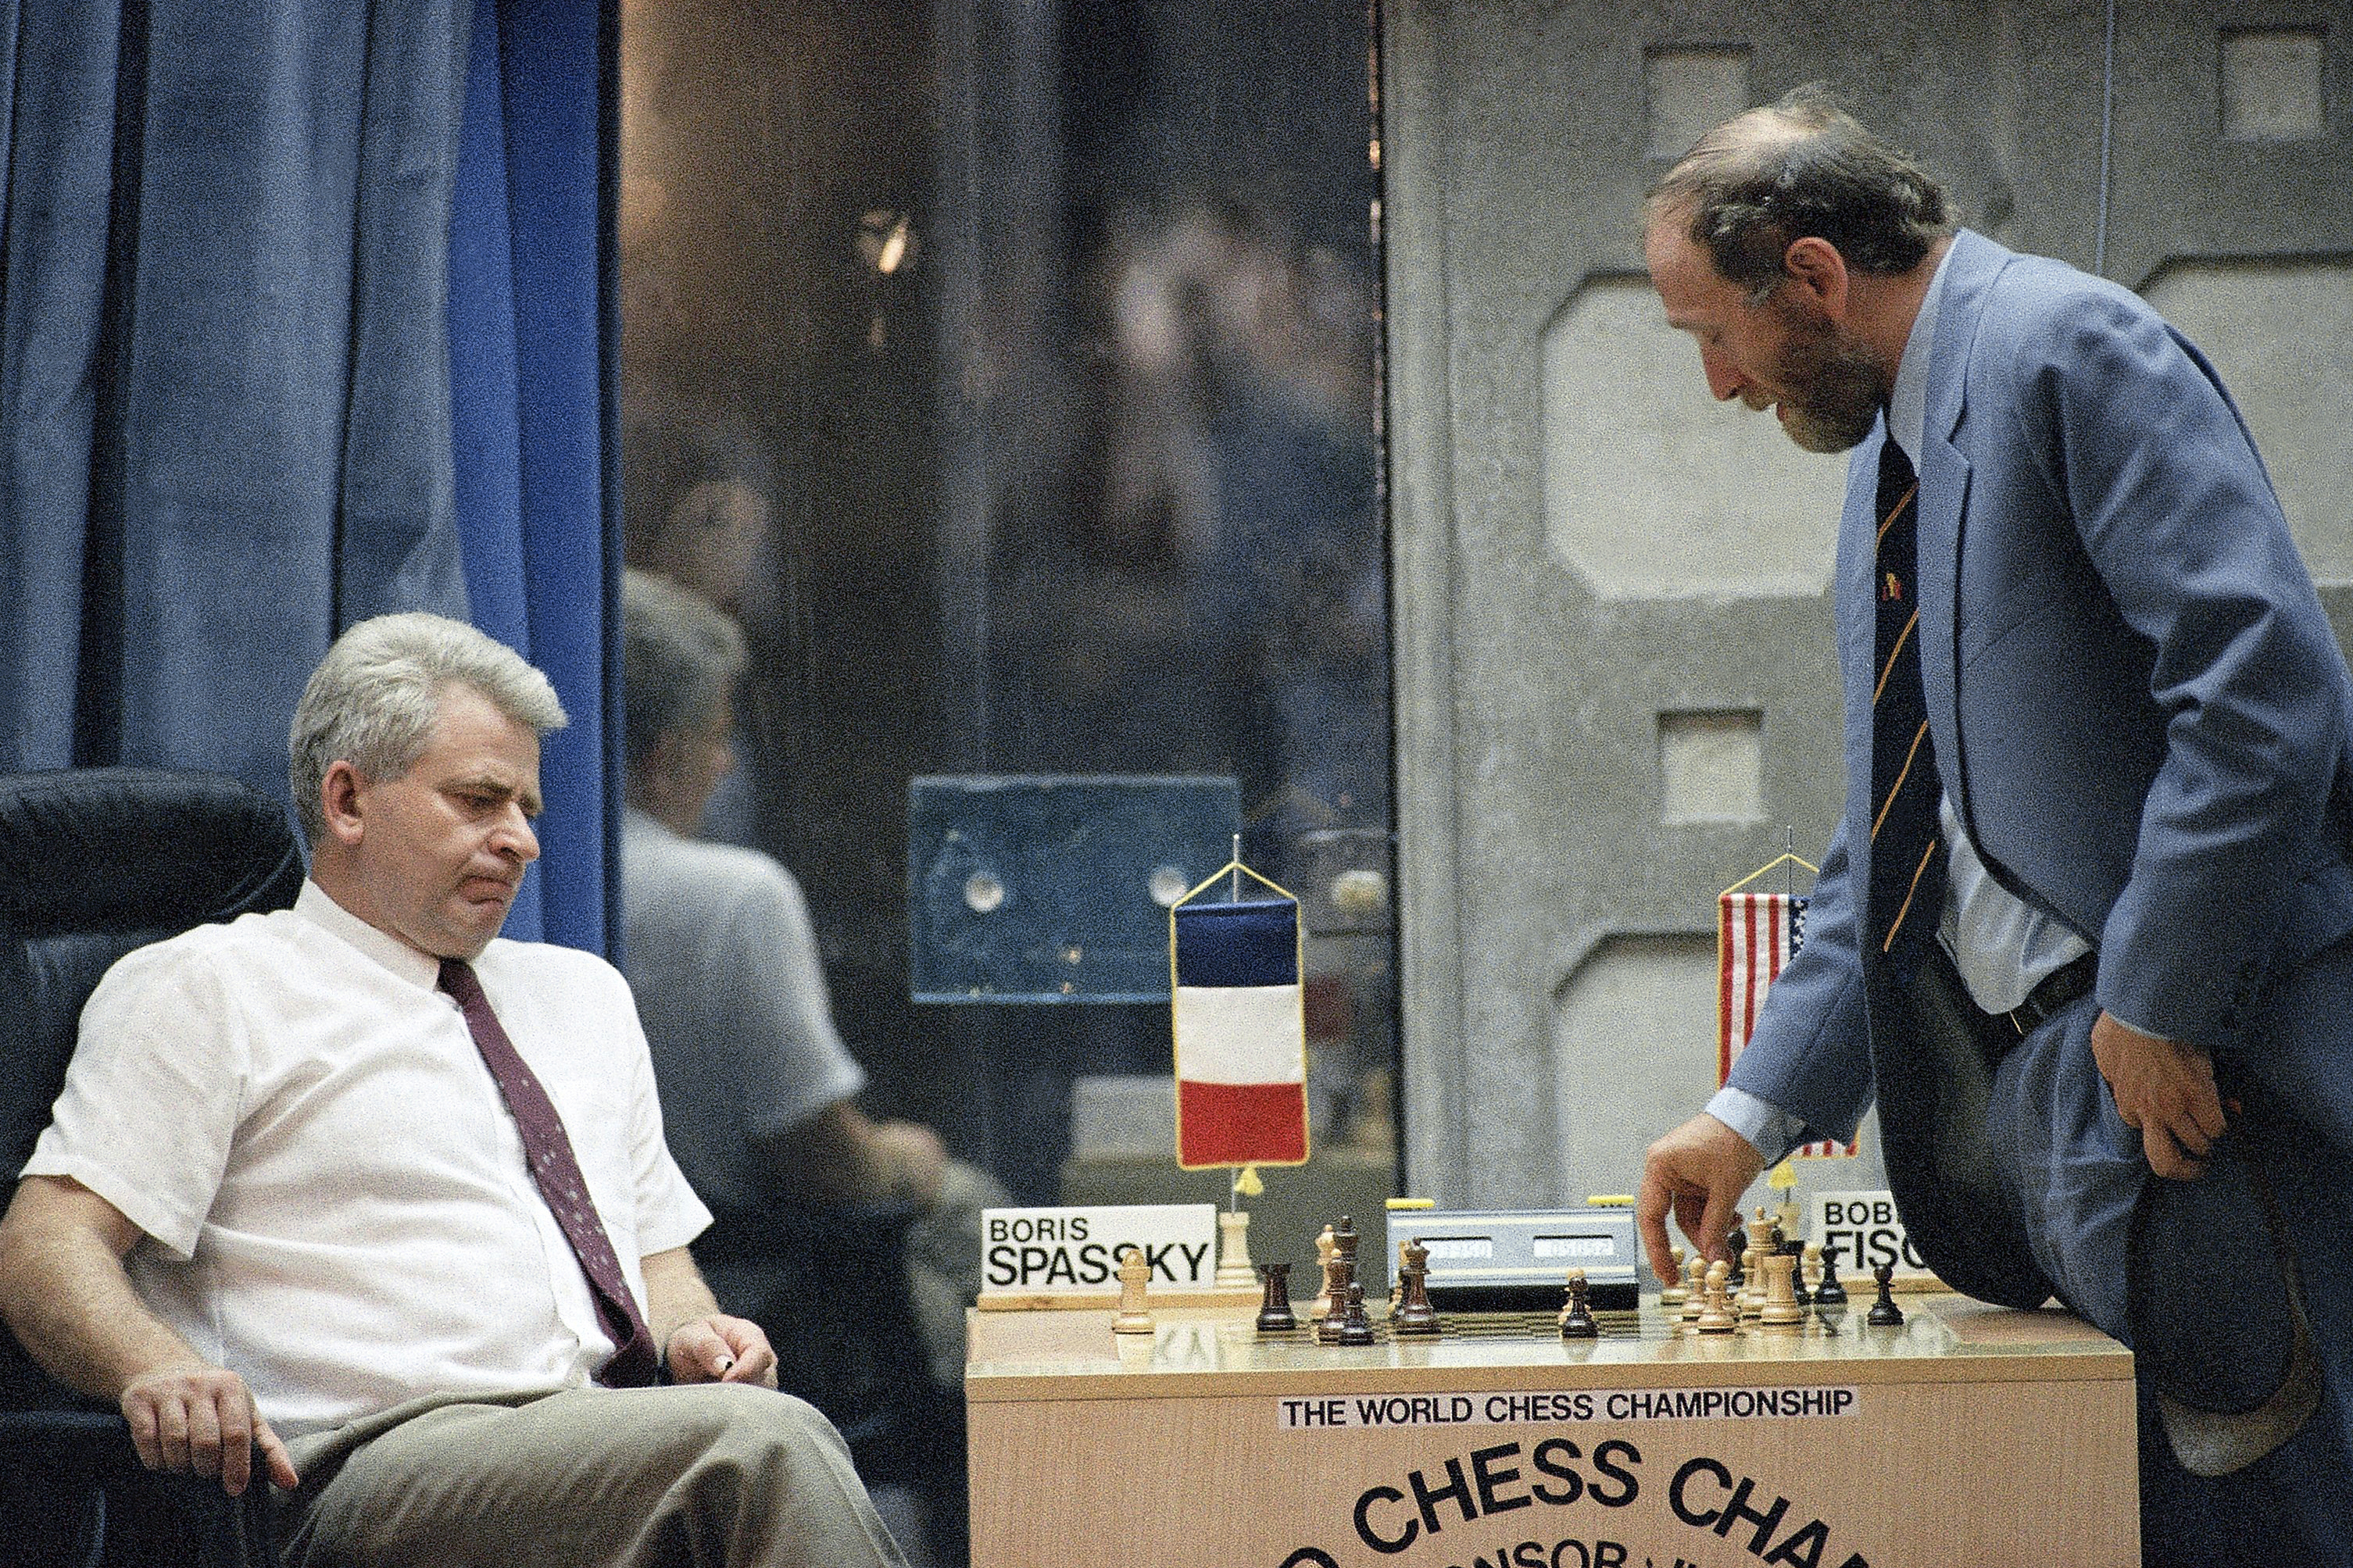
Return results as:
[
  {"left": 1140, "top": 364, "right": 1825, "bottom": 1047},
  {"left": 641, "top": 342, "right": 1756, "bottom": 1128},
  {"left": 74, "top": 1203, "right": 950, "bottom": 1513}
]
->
[{"left": 980, "top": 1203, "right": 1218, "bottom": 1294}]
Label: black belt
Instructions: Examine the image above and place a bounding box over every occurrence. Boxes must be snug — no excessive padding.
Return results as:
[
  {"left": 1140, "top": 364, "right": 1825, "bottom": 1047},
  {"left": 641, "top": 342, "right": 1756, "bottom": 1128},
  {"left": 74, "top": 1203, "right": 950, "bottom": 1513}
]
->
[{"left": 2004, "top": 952, "right": 2098, "bottom": 1036}]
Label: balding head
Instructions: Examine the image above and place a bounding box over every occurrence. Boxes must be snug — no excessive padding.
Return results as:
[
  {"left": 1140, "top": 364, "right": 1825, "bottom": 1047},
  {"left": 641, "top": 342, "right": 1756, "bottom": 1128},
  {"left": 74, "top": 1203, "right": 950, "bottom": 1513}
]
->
[{"left": 1645, "top": 86, "right": 1954, "bottom": 301}]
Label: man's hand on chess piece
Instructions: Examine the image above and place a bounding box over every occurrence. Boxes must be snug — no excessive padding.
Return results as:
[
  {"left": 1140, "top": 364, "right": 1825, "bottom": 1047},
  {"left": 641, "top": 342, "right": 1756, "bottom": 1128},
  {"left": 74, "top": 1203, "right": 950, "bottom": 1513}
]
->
[
  {"left": 664, "top": 1314, "right": 779, "bottom": 1388},
  {"left": 1637, "top": 1113, "right": 1765, "bottom": 1285},
  {"left": 2090, "top": 1009, "right": 2226, "bottom": 1181}
]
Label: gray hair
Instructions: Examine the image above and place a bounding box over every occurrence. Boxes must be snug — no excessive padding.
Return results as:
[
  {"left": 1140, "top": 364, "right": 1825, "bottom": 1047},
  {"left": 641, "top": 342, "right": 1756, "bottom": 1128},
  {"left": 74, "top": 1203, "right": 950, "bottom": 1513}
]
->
[
  {"left": 622, "top": 568, "right": 747, "bottom": 773},
  {"left": 289, "top": 613, "right": 567, "bottom": 845},
  {"left": 1646, "top": 84, "right": 1954, "bottom": 302}
]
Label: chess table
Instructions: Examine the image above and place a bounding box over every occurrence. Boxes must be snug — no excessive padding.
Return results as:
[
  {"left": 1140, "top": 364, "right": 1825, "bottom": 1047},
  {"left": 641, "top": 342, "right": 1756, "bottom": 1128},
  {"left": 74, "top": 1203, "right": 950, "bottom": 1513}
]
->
[{"left": 965, "top": 1298, "right": 2138, "bottom": 1566}]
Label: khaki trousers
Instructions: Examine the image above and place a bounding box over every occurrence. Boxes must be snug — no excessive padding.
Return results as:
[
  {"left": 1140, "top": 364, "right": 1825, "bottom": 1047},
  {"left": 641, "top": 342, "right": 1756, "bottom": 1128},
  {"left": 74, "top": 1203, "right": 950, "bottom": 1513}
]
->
[{"left": 277, "top": 1383, "right": 909, "bottom": 1568}]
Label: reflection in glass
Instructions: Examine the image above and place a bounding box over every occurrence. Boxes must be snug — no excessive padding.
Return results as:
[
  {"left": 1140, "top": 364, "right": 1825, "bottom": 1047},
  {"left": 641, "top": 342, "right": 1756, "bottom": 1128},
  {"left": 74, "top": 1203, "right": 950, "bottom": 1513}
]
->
[{"left": 617, "top": 0, "right": 1390, "bottom": 1217}]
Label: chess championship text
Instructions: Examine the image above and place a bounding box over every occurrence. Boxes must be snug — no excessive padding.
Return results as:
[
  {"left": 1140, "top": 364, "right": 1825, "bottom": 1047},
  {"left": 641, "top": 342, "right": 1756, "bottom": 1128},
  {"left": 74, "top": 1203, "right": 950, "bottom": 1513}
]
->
[
  {"left": 1276, "top": 1439, "right": 1872, "bottom": 1568},
  {"left": 1280, "top": 1388, "right": 1859, "bottom": 1429}
]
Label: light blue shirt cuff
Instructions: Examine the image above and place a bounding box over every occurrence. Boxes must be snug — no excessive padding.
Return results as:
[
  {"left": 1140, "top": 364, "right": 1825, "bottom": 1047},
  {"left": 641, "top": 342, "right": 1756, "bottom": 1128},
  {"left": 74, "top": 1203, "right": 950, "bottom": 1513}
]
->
[{"left": 1704, "top": 1086, "right": 1806, "bottom": 1170}]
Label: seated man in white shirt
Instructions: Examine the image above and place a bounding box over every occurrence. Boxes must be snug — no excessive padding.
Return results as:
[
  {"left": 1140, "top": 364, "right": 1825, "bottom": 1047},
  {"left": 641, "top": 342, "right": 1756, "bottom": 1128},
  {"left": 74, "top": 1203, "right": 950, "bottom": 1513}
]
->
[{"left": 0, "top": 612, "right": 907, "bottom": 1568}]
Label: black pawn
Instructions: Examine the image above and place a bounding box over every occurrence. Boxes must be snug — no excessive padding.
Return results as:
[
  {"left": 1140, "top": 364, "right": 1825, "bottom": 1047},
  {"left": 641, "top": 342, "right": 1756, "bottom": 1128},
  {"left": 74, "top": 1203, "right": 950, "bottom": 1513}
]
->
[
  {"left": 1724, "top": 1227, "right": 1747, "bottom": 1292},
  {"left": 1867, "top": 1263, "right": 1904, "bottom": 1327},
  {"left": 1256, "top": 1262, "right": 1298, "bottom": 1333},
  {"left": 1558, "top": 1271, "right": 1599, "bottom": 1339},
  {"left": 1332, "top": 1280, "right": 1377, "bottom": 1346},
  {"left": 1812, "top": 1241, "right": 1849, "bottom": 1308}
]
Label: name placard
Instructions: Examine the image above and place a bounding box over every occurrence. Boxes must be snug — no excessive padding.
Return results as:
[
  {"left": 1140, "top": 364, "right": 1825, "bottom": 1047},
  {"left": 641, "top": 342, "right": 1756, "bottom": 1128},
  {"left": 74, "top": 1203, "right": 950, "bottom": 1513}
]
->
[
  {"left": 1809, "top": 1188, "right": 1934, "bottom": 1284},
  {"left": 979, "top": 1203, "right": 1219, "bottom": 1300}
]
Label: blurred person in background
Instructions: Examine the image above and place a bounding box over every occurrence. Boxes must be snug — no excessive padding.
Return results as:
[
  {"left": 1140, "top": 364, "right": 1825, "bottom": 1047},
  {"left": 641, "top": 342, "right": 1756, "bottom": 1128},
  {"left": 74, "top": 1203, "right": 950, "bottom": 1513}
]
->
[{"left": 620, "top": 567, "right": 1002, "bottom": 1393}]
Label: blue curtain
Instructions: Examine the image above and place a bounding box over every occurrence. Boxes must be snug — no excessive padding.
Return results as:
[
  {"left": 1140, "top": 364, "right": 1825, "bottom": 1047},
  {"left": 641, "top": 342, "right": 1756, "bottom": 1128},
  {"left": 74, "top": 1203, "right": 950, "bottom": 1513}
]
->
[
  {"left": 449, "top": 0, "right": 622, "bottom": 950},
  {"left": 0, "top": 0, "right": 620, "bottom": 954}
]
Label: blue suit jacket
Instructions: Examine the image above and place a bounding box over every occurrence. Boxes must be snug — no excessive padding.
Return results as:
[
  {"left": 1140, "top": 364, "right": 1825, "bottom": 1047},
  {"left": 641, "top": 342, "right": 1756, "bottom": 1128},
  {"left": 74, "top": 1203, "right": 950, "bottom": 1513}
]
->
[{"left": 1729, "top": 230, "right": 2353, "bottom": 1151}]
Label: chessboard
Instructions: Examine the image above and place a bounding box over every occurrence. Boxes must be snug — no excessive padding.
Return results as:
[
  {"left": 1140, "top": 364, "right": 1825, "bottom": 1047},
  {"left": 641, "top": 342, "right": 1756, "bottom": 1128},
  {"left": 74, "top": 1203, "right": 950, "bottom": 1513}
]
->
[
  {"left": 1262, "top": 1281, "right": 1905, "bottom": 1346},
  {"left": 1281, "top": 1306, "right": 1831, "bottom": 1344}
]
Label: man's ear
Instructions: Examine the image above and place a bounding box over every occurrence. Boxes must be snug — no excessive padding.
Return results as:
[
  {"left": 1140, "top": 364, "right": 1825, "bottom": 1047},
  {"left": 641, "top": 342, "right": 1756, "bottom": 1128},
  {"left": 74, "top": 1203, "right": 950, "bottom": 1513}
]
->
[
  {"left": 320, "top": 761, "right": 368, "bottom": 848},
  {"left": 1781, "top": 236, "right": 1850, "bottom": 317}
]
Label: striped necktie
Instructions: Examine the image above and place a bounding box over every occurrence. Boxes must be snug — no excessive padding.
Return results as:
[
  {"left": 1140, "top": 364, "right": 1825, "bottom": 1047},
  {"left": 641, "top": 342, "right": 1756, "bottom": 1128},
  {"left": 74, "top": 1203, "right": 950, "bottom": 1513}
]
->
[
  {"left": 1867, "top": 437, "right": 1944, "bottom": 963},
  {"left": 439, "top": 958, "right": 661, "bottom": 1387}
]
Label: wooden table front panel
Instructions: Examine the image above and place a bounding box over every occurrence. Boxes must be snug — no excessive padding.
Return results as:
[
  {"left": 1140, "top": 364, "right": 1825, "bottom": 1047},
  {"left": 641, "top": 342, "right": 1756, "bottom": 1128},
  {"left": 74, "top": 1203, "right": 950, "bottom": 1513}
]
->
[{"left": 966, "top": 1301, "right": 2139, "bottom": 1568}]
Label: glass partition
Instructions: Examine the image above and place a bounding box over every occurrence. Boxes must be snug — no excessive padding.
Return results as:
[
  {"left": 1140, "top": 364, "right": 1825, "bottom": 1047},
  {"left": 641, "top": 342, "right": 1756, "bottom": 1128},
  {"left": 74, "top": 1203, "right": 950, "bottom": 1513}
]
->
[{"left": 617, "top": 0, "right": 1391, "bottom": 1209}]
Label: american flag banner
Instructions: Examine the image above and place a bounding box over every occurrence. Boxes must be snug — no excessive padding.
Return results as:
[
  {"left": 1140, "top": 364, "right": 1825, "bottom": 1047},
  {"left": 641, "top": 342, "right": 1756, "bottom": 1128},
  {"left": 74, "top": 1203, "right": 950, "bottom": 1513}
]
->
[
  {"left": 1171, "top": 875, "right": 1309, "bottom": 1170},
  {"left": 1718, "top": 867, "right": 1853, "bottom": 1159}
]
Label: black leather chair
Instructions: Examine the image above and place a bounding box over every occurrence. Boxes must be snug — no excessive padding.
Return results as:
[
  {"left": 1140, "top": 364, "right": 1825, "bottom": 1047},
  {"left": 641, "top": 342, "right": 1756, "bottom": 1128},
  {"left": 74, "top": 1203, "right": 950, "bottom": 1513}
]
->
[{"left": 0, "top": 768, "right": 305, "bottom": 1568}]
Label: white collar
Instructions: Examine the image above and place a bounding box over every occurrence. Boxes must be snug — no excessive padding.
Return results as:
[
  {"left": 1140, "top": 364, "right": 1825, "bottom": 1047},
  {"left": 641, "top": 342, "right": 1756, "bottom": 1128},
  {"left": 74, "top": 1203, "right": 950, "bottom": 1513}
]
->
[
  {"left": 295, "top": 880, "right": 446, "bottom": 992},
  {"left": 1886, "top": 242, "right": 1958, "bottom": 467}
]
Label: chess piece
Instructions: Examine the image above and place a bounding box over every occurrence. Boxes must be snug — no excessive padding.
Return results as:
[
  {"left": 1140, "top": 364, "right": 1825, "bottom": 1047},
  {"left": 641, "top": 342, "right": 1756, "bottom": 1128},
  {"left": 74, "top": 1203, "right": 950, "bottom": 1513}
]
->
[
  {"left": 1331, "top": 1280, "right": 1377, "bottom": 1346},
  {"left": 1659, "top": 1244, "right": 1687, "bottom": 1307},
  {"left": 1758, "top": 1248, "right": 1803, "bottom": 1329},
  {"left": 1392, "top": 1241, "right": 1440, "bottom": 1337},
  {"left": 1216, "top": 1209, "right": 1257, "bottom": 1289},
  {"left": 1740, "top": 1209, "right": 1778, "bottom": 1319},
  {"left": 1333, "top": 1215, "right": 1361, "bottom": 1273},
  {"left": 1723, "top": 1227, "right": 1747, "bottom": 1293},
  {"left": 1867, "top": 1263, "right": 1905, "bottom": 1327},
  {"left": 1784, "top": 1239, "right": 1812, "bottom": 1308},
  {"left": 1680, "top": 1253, "right": 1709, "bottom": 1321},
  {"left": 1695, "top": 1260, "right": 1736, "bottom": 1333},
  {"left": 1812, "top": 1240, "right": 1849, "bottom": 1308},
  {"left": 1558, "top": 1269, "right": 1599, "bottom": 1338},
  {"left": 1310, "top": 1226, "right": 1338, "bottom": 1323},
  {"left": 1111, "top": 1245, "right": 1155, "bottom": 1334},
  {"left": 1800, "top": 1242, "right": 1823, "bottom": 1306},
  {"left": 1318, "top": 1218, "right": 1363, "bottom": 1345},
  {"left": 1255, "top": 1262, "right": 1299, "bottom": 1333},
  {"left": 1679, "top": 1254, "right": 1706, "bottom": 1323}
]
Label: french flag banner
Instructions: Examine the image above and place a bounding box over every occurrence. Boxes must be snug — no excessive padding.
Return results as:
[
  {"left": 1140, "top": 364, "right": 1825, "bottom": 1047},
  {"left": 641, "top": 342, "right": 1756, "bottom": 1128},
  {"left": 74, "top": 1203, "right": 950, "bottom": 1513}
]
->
[
  {"left": 1718, "top": 881, "right": 1854, "bottom": 1159},
  {"left": 1171, "top": 893, "right": 1309, "bottom": 1170}
]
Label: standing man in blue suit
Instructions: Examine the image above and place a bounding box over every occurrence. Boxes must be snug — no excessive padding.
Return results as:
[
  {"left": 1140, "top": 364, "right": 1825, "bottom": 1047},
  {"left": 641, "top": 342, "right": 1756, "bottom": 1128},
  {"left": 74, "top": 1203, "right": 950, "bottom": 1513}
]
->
[{"left": 1633, "top": 89, "right": 2353, "bottom": 1564}]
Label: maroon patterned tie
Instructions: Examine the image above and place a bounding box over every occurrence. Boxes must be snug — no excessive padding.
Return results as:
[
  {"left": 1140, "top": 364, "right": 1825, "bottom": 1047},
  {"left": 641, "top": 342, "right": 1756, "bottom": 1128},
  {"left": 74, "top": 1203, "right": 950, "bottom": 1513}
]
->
[{"left": 438, "top": 958, "right": 660, "bottom": 1387}]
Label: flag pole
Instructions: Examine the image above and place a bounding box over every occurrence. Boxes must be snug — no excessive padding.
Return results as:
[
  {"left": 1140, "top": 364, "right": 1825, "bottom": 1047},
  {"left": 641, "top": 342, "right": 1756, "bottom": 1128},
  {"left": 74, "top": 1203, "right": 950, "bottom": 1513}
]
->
[{"left": 1228, "top": 834, "right": 1244, "bottom": 1209}]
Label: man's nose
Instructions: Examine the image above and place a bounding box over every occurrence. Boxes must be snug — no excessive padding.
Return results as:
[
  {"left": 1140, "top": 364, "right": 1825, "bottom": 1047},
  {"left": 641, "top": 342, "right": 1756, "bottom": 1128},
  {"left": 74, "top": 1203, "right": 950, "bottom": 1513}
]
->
[
  {"left": 1700, "top": 345, "right": 1746, "bottom": 402},
  {"left": 492, "top": 804, "right": 540, "bottom": 863}
]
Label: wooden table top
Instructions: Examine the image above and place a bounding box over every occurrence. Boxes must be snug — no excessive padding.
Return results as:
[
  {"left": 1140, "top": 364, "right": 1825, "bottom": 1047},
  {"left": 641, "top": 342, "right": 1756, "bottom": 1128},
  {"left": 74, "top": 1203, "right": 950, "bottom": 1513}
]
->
[{"left": 965, "top": 1297, "right": 2133, "bottom": 1403}]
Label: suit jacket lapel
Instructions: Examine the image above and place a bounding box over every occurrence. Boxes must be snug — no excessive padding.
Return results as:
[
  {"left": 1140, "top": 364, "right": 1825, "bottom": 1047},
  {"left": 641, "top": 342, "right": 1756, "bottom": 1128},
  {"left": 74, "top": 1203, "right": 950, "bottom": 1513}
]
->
[
  {"left": 1915, "top": 230, "right": 2011, "bottom": 842},
  {"left": 1918, "top": 431, "right": 1966, "bottom": 814},
  {"left": 1837, "top": 429, "right": 1886, "bottom": 898}
]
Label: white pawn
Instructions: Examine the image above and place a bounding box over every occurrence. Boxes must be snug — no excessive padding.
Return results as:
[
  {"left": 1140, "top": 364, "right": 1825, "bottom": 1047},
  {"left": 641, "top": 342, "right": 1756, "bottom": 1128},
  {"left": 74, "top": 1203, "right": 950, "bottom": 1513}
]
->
[
  {"left": 1111, "top": 1245, "right": 1156, "bottom": 1334},
  {"left": 1696, "top": 1260, "right": 1736, "bottom": 1334}
]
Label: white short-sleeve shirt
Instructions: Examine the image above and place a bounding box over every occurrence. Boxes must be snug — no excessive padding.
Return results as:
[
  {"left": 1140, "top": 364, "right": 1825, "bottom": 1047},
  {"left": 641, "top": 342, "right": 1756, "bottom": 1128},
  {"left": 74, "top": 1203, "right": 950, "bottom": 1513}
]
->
[{"left": 24, "top": 881, "right": 711, "bottom": 1437}]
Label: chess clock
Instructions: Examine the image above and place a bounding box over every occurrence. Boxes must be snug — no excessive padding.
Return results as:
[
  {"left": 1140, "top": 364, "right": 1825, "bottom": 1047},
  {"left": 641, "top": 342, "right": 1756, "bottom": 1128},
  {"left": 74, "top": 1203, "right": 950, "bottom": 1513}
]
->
[{"left": 1383, "top": 1205, "right": 1642, "bottom": 1312}]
